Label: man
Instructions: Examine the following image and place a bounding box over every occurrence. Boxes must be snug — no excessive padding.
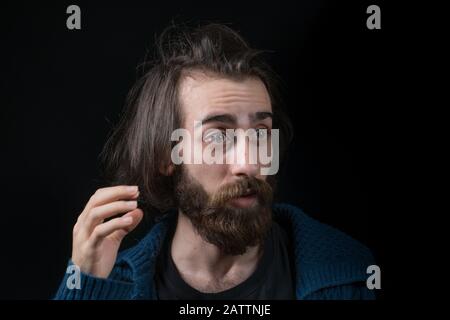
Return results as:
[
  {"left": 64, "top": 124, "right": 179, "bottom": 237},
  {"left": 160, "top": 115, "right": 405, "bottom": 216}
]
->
[{"left": 55, "top": 23, "right": 375, "bottom": 300}]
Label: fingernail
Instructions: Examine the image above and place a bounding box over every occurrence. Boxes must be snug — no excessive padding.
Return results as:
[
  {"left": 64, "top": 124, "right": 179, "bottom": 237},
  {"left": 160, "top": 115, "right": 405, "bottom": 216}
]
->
[
  {"left": 123, "top": 217, "right": 133, "bottom": 224},
  {"left": 127, "top": 186, "right": 138, "bottom": 193},
  {"left": 126, "top": 201, "right": 137, "bottom": 208}
]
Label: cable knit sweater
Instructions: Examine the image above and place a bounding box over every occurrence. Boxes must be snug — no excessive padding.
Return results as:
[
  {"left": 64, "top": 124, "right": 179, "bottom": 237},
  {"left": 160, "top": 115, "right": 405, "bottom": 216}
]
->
[{"left": 55, "top": 203, "right": 376, "bottom": 300}]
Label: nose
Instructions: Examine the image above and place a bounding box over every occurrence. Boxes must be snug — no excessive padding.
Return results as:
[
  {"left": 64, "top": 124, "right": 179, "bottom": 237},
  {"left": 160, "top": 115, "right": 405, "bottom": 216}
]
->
[
  {"left": 230, "top": 162, "right": 259, "bottom": 178},
  {"left": 229, "top": 133, "right": 259, "bottom": 178}
]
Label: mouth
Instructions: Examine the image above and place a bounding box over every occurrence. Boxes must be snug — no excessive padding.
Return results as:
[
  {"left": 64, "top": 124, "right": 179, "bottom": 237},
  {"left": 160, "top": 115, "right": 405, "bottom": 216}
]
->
[{"left": 229, "top": 190, "right": 257, "bottom": 208}]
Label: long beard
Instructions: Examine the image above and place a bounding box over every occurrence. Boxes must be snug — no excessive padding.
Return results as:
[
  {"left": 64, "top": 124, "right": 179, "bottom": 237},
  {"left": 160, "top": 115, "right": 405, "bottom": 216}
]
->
[{"left": 174, "top": 167, "right": 275, "bottom": 255}]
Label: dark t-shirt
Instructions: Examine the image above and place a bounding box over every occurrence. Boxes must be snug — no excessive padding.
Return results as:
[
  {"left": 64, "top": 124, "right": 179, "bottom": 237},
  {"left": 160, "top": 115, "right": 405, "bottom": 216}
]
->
[{"left": 155, "top": 218, "right": 295, "bottom": 299}]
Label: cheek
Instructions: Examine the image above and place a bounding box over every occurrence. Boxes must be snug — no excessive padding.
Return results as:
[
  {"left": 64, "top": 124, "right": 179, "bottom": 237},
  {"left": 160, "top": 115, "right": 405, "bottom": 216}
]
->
[
  {"left": 186, "top": 163, "right": 228, "bottom": 192},
  {"left": 256, "top": 174, "right": 268, "bottom": 182}
]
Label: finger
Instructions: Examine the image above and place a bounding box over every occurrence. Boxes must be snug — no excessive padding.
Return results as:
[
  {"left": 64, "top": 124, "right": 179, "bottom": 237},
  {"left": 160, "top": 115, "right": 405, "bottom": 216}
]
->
[
  {"left": 86, "top": 185, "right": 139, "bottom": 210},
  {"left": 79, "top": 185, "right": 139, "bottom": 221},
  {"left": 84, "top": 200, "right": 138, "bottom": 233},
  {"left": 108, "top": 209, "right": 144, "bottom": 242},
  {"left": 89, "top": 209, "right": 142, "bottom": 247}
]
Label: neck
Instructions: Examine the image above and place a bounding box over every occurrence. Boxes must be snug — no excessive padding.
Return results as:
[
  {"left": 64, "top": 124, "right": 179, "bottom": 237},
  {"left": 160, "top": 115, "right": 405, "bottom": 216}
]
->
[{"left": 170, "top": 211, "right": 262, "bottom": 290}]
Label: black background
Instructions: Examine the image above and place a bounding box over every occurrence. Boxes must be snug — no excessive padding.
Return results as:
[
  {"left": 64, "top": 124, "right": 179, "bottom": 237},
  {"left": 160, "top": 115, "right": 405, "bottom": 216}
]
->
[{"left": 1, "top": 0, "right": 392, "bottom": 299}]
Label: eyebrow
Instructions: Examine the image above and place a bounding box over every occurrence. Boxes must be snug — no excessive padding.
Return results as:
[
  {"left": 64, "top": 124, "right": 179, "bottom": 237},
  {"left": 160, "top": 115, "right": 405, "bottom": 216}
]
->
[
  {"left": 196, "top": 111, "right": 273, "bottom": 128},
  {"left": 250, "top": 112, "right": 273, "bottom": 122}
]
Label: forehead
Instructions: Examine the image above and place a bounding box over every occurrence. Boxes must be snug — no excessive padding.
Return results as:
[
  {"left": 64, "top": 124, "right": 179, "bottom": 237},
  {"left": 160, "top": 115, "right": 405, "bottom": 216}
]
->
[{"left": 178, "top": 72, "right": 272, "bottom": 123}]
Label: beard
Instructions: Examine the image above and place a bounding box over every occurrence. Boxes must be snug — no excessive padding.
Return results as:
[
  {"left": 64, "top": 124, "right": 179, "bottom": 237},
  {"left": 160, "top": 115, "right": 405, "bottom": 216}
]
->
[{"left": 173, "top": 166, "right": 276, "bottom": 256}]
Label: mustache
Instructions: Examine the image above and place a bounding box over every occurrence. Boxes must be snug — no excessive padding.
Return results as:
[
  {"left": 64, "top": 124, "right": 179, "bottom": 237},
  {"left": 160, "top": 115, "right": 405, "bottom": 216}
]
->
[{"left": 207, "top": 176, "right": 273, "bottom": 208}]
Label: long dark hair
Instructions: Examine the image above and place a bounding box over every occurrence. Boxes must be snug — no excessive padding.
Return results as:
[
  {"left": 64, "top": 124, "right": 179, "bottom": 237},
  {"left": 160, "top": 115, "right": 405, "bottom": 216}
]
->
[{"left": 100, "top": 23, "right": 293, "bottom": 217}]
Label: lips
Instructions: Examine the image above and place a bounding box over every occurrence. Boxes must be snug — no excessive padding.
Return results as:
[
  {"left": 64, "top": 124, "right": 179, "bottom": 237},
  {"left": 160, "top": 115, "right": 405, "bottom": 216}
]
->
[{"left": 229, "top": 191, "right": 257, "bottom": 208}]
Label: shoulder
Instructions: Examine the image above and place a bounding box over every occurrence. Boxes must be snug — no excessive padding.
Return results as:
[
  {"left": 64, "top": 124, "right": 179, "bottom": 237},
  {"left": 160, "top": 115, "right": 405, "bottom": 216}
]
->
[{"left": 273, "top": 203, "right": 376, "bottom": 299}]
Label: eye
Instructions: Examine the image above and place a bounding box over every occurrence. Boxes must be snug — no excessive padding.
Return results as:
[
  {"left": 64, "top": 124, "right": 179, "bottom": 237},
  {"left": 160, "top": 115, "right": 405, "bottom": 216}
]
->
[
  {"left": 255, "top": 128, "right": 269, "bottom": 140},
  {"left": 203, "top": 129, "right": 228, "bottom": 144}
]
